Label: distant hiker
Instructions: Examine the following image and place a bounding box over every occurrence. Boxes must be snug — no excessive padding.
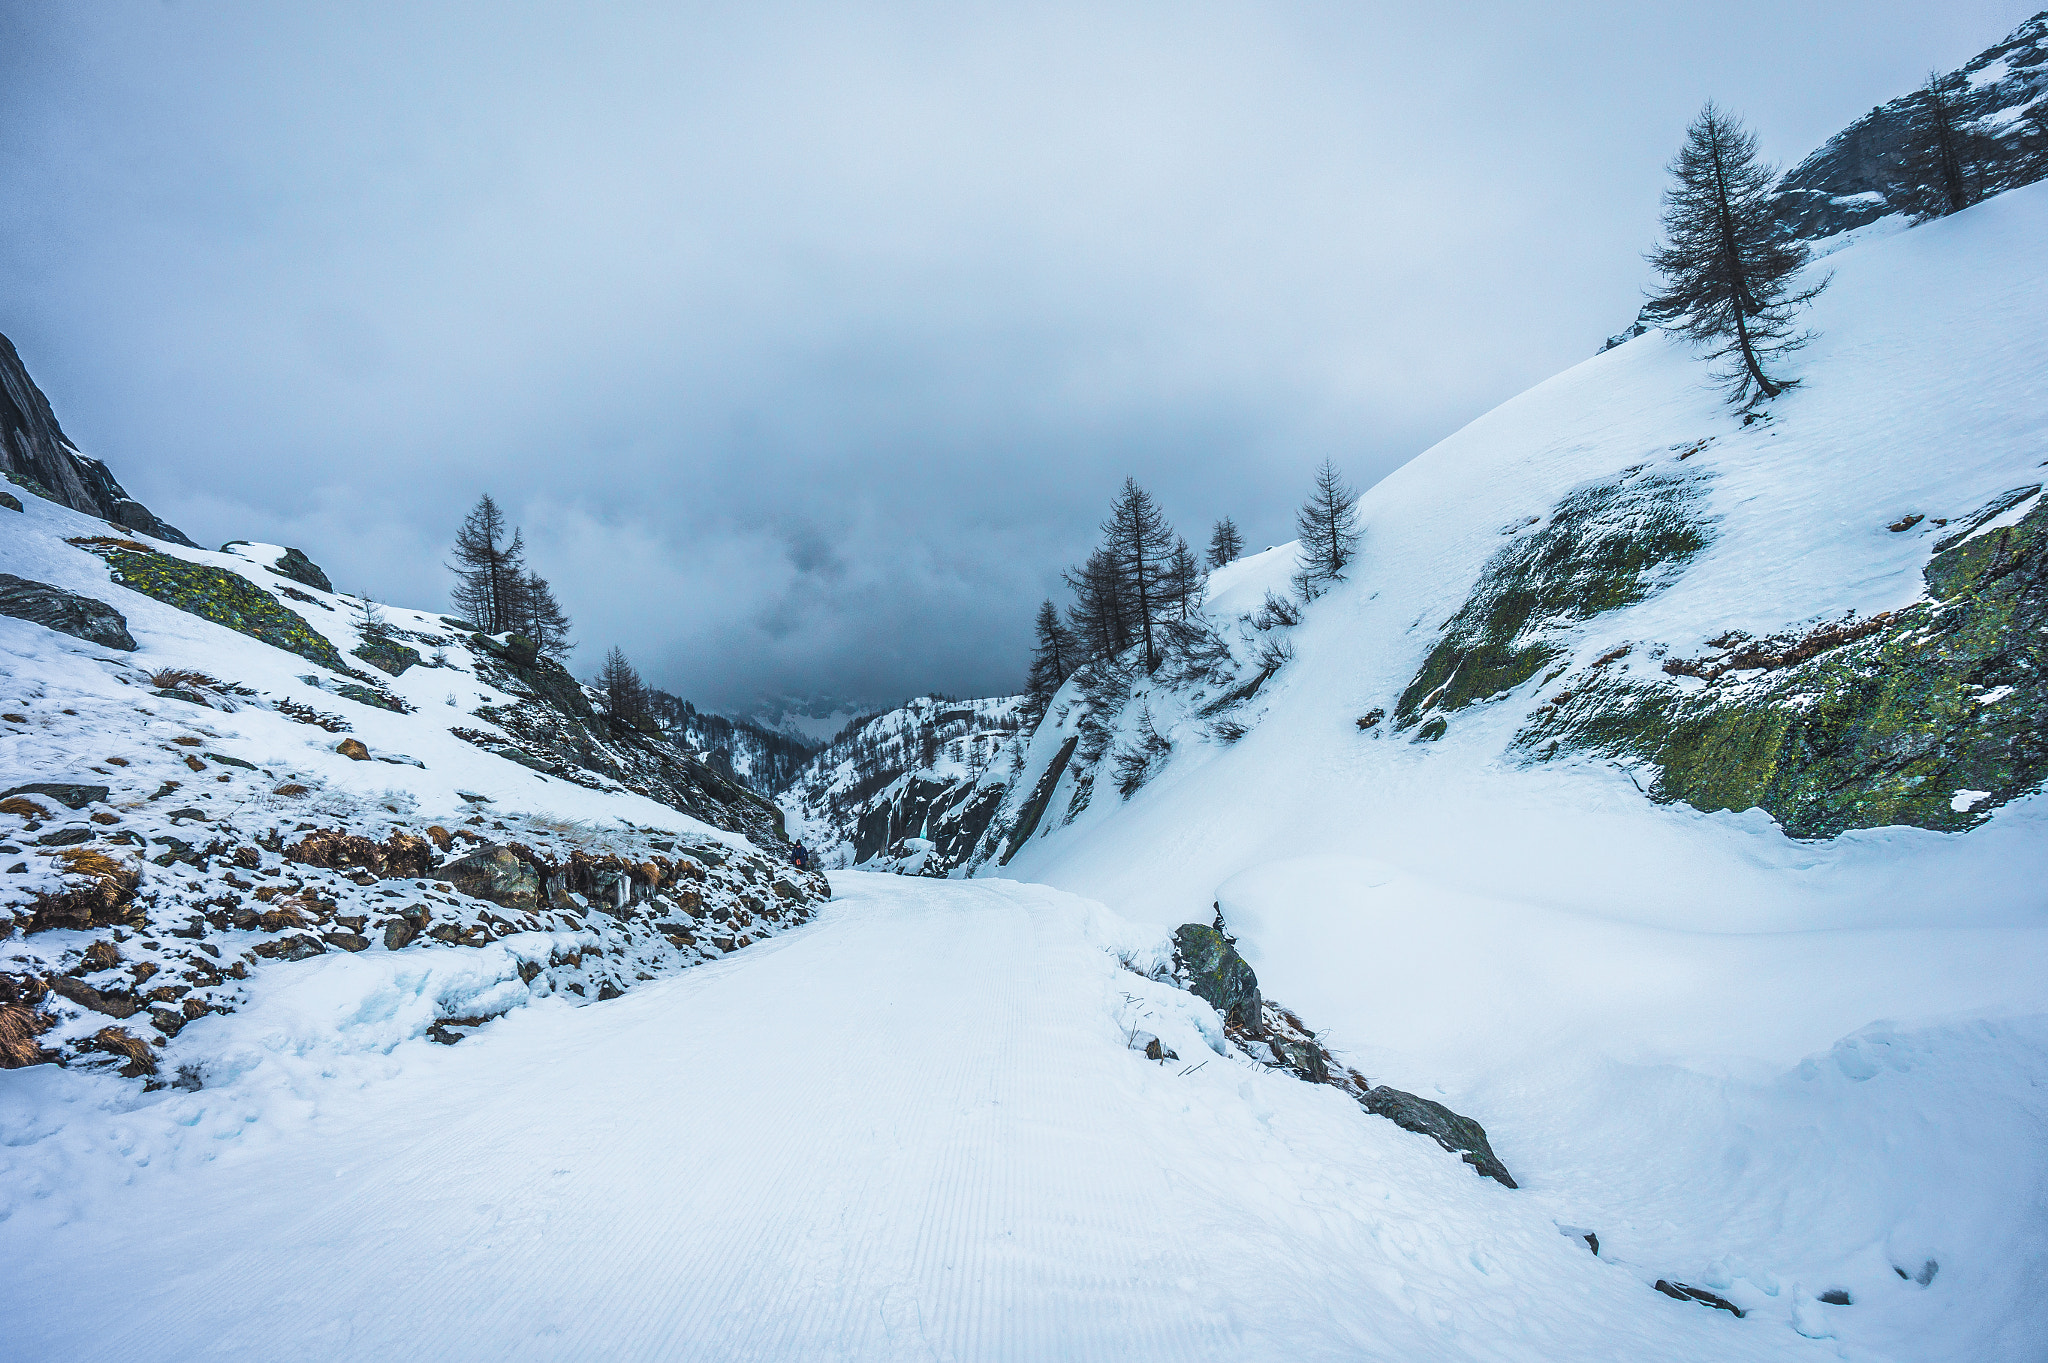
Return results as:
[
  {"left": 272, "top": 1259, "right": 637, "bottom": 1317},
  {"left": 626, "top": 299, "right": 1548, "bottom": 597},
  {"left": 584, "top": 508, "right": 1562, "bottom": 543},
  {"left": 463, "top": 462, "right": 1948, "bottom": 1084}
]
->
[{"left": 791, "top": 842, "right": 810, "bottom": 870}]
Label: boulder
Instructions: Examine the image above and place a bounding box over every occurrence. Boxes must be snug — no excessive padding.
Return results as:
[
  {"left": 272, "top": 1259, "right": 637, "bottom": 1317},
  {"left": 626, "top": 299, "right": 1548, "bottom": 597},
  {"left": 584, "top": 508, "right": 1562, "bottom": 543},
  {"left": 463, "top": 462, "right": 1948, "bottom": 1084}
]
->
[
  {"left": 1360, "top": 1085, "right": 1518, "bottom": 1189},
  {"left": 441, "top": 843, "right": 541, "bottom": 914},
  {"left": 0, "top": 574, "right": 137, "bottom": 650},
  {"left": 270, "top": 546, "right": 333, "bottom": 593},
  {"left": 1653, "top": 1281, "right": 1744, "bottom": 1317},
  {"left": 1173, "top": 922, "right": 1263, "bottom": 1030},
  {"left": 3, "top": 782, "right": 110, "bottom": 810},
  {"left": 46, "top": 974, "right": 139, "bottom": 1019},
  {"left": 323, "top": 930, "right": 370, "bottom": 953},
  {"left": 335, "top": 738, "right": 370, "bottom": 761}
]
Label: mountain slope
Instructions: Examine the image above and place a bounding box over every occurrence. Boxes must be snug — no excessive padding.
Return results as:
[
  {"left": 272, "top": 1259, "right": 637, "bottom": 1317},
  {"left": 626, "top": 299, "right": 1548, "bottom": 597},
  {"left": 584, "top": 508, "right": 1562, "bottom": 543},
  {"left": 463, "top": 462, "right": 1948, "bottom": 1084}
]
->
[
  {"left": 779, "top": 693, "right": 1028, "bottom": 871},
  {"left": 0, "top": 376, "right": 826, "bottom": 1088},
  {"left": 977, "top": 181, "right": 2048, "bottom": 1361}
]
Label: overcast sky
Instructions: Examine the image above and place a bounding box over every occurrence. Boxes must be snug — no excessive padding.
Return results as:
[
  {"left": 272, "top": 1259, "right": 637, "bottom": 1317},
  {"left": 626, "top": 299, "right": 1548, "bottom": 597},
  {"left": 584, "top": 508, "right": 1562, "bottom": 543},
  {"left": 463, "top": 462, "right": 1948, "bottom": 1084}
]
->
[{"left": 2, "top": 2, "right": 2034, "bottom": 717}]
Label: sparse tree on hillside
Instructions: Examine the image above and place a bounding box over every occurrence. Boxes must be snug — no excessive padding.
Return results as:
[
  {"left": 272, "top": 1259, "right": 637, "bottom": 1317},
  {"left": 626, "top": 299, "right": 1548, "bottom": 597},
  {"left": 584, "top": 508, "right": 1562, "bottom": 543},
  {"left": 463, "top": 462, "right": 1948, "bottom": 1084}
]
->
[
  {"left": 1025, "top": 600, "right": 1079, "bottom": 708},
  {"left": 1102, "top": 478, "right": 1177, "bottom": 672},
  {"left": 1165, "top": 535, "right": 1202, "bottom": 620},
  {"left": 597, "top": 646, "right": 646, "bottom": 722},
  {"left": 1644, "top": 102, "right": 1826, "bottom": 406},
  {"left": 515, "top": 572, "right": 574, "bottom": 661},
  {"left": 449, "top": 494, "right": 528, "bottom": 634},
  {"left": 1903, "top": 70, "right": 1975, "bottom": 219},
  {"left": 1207, "top": 517, "right": 1243, "bottom": 569},
  {"left": 1065, "top": 545, "right": 1131, "bottom": 661},
  {"left": 1293, "top": 460, "right": 1361, "bottom": 593}
]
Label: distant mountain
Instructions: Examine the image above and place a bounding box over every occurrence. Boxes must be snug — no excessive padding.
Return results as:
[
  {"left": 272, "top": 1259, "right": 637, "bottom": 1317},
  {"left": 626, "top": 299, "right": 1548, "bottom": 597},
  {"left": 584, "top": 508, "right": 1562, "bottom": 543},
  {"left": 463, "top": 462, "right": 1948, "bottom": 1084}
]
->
[
  {"left": 746, "top": 693, "right": 876, "bottom": 745},
  {"left": 779, "top": 694, "right": 1030, "bottom": 872},
  {"left": 645, "top": 691, "right": 818, "bottom": 795}
]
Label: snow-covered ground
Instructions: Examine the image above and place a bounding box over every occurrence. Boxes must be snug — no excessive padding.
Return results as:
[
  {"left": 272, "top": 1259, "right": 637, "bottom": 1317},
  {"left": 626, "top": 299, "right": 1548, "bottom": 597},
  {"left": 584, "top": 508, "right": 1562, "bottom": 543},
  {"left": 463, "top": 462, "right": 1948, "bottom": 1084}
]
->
[
  {"left": 2, "top": 871, "right": 1901, "bottom": 1361},
  {"left": 979, "top": 182, "right": 2048, "bottom": 1358}
]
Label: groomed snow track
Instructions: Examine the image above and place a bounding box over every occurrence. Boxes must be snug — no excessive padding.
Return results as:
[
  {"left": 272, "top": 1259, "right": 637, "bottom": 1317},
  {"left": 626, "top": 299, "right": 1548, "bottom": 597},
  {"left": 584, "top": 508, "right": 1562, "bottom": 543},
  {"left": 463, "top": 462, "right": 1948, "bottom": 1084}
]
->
[{"left": 3, "top": 873, "right": 1814, "bottom": 1362}]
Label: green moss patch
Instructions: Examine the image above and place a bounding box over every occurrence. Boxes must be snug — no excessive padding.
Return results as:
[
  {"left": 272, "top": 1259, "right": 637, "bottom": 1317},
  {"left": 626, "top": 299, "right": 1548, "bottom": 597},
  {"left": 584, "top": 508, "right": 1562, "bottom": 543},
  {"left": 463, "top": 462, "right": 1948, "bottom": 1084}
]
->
[
  {"left": 1521, "top": 488, "right": 2048, "bottom": 838},
  {"left": 1395, "top": 467, "right": 1711, "bottom": 726},
  {"left": 80, "top": 545, "right": 346, "bottom": 671}
]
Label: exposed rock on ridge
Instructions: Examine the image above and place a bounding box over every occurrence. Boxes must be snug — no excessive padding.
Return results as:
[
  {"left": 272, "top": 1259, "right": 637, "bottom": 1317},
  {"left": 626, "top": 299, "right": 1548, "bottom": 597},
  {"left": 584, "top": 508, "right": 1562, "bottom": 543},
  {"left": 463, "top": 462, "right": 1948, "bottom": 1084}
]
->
[{"left": 0, "top": 331, "right": 194, "bottom": 546}]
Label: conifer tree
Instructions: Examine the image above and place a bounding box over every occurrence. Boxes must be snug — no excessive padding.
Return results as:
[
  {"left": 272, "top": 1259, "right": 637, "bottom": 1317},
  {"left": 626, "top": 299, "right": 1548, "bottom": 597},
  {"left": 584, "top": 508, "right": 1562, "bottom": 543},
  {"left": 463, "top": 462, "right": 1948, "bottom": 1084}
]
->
[
  {"left": 1064, "top": 546, "right": 1130, "bottom": 660},
  {"left": 1293, "top": 460, "right": 1361, "bottom": 591},
  {"left": 1025, "top": 600, "right": 1079, "bottom": 706},
  {"left": 1166, "top": 535, "right": 1202, "bottom": 620},
  {"left": 1903, "top": 70, "right": 1974, "bottom": 219},
  {"left": 1644, "top": 103, "right": 1826, "bottom": 406},
  {"left": 597, "top": 646, "right": 645, "bottom": 722},
  {"left": 1206, "top": 517, "right": 1243, "bottom": 569},
  {"left": 517, "top": 573, "right": 574, "bottom": 661},
  {"left": 1103, "top": 478, "right": 1176, "bottom": 672},
  {"left": 448, "top": 494, "right": 528, "bottom": 633}
]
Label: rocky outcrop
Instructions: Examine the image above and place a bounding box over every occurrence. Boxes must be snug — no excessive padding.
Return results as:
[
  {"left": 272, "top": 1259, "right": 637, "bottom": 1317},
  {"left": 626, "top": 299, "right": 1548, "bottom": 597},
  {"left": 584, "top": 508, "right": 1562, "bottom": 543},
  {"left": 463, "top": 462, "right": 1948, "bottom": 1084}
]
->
[
  {"left": 999, "top": 734, "right": 1078, "bottom": 864},
  {"left": 1172, "top": 921, "right": 1262, "bottom": 1029},
  {"left": 1769, "top": 14, "right": 2048, "bottom": 241},
  {"left": 1522, "top": 487, "right": 2048, "bottom": 837},
  {"left": 270, "top": 547, "right": 332, "bottom": 593},
  {"left": 463, "top": 633, "right": 791, "bottom": 847},
  {"left": 1396, "top": 467, "right": 1709, "bottom": 731},
  {"left": 0, "top": 573, "right": 138, "bottom": 650},
  {"left": 1175, "top": 916, "right": 1518, "bottom": 1188},
  {"left": 1359, "top": 1086, "right": 1518, "bottom": 1189},
  {"left": 440, "top": 844, "right": 542, "bottom": 913},
  {"left": 69, "top": 538, "right": 348, "bottom": 671},
  {"left": 0, "top": 331, "right": 193, "bottom": 545}
]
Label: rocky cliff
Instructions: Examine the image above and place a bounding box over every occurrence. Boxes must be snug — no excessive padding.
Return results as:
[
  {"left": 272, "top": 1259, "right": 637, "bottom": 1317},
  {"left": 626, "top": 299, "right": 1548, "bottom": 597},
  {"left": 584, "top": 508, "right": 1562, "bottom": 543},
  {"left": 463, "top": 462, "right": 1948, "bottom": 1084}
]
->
[{"left": 0, "top": 332, "right": 194, "bottom": 546}]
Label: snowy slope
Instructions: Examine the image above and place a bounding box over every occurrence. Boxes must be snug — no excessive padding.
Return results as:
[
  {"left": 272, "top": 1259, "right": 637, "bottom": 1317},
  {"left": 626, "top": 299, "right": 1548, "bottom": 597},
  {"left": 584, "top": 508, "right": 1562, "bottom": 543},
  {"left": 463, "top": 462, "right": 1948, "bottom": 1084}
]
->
[
  {"left": 2, "top": 872, "right": 1867, "bottom": 1362},
  {"left": 0, "top": 478, "right": 826, "bottom": 1088},
  {"left": 988, "top": 183, "right": 2048, "bottom": 1359}
]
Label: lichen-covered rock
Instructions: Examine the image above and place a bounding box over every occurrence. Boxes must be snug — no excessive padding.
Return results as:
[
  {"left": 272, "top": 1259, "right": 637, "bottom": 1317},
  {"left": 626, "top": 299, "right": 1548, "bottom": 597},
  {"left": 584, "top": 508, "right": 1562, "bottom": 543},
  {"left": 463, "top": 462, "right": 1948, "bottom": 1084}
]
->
[
  {"left": 1173, "top": 922, "right": 1262, "bottom": 1029},
  {"left": 352, "top": 635, "right": 421, "bottom": 676},
  {"left": 1523, "top": 488, "right": 2048, "bottom": 837},
  {"left": 335, "top": 738, "right": 370, "bottom": 761},
  {"left": 441, "top": 843, "right": 541, "bottom": 913},
  {"left": 1396, "top": 468, "right": 1709, "bottom": 728},
  {"left": 1360, "top": 1086, "right": 1518, "bottom": 1188},
  {"left": 0, "top": 573, "right": 137, "bottom": 650},
  {"left": 71, "top": 542, "right": 345, "bottom": 670}
]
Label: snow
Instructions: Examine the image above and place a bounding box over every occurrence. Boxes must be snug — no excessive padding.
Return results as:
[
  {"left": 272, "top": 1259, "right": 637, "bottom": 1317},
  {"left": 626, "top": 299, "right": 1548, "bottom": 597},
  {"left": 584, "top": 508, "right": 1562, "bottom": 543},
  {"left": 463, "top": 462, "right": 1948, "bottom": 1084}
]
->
[
  {"left": 0, "top": 873, "right": 1870, "bottom": 1360},
  {"left": 988, "top": 183, "right": 2048, "bottom": 1358}
]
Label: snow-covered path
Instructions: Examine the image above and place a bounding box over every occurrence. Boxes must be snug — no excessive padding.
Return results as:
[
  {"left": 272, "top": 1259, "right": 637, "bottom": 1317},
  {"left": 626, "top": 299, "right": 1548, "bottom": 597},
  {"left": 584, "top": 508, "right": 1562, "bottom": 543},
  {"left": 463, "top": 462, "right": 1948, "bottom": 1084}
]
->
[{"left": 7, "top": 875, "right": 1832, "bottom": 1360}]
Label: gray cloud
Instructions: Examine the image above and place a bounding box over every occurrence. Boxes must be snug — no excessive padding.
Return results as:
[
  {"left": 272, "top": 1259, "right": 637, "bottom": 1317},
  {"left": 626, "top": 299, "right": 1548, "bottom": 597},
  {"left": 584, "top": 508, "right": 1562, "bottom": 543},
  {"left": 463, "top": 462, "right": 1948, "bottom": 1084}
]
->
[{"left": 2, "top": 0, "right": 2033, "bottom": 713}]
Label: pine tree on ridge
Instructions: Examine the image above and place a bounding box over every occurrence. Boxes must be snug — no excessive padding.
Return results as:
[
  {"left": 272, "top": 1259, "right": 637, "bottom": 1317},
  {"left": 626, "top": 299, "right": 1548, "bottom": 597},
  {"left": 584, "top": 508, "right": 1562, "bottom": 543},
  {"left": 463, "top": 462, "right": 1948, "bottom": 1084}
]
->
[{"left": 1644, "top": 102, "right": 1827, "bottom": 406}]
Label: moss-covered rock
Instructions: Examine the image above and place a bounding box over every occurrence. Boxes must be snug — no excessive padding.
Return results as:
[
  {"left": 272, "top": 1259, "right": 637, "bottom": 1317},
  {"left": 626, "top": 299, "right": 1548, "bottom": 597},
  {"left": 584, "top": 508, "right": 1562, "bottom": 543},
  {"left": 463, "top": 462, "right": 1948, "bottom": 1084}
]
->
[
  {"left": 352, "top": 635, "right": 421, "bottom": 676},
  {"left": 1173, "top": 922, "right": 1262, "bottom": 1029},
  {"left": 77, "top": 544, "right": 346, "bottom": 671},
  {"left": 1395, "top": 467, "right": 1710, "bottom": 726},
  {"left": 1522, "top": 488, "right": 2048, "bottom": 838}
]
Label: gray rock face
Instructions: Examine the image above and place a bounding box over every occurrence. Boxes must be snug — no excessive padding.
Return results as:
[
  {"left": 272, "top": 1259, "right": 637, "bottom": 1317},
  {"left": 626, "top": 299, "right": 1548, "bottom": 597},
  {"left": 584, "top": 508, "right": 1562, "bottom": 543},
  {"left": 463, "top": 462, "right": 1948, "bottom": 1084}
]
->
[
  {"left": 0, "top": 331, "right": 194, "bottom": 546},
  {"left": 1360, "top": 1086, "right": 1518, "bottom": 1189},
  {"left": 2, "top": 782, "right": 111, "bottom": 810},
  {"left": 441, "top": 843, "right": 542, "bottom": 914},
  {"left": 0, "top": 574, "right": 138, "bottom": 651},
  {"left": 271, "top": 547, "right": 332, "bottom": 593},
  {"left": 1771, "top": 14, "right": 2048, "bottom": 241},
  {"left": 1173, "top": 922, "right": 1262, "bottom": 1030}
]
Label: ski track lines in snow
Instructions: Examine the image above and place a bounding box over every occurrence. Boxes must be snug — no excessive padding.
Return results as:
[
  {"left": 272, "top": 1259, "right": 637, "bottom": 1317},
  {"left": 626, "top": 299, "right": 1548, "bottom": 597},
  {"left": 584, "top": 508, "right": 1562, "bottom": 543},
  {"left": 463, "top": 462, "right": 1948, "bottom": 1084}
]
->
[{"left": 7, "top": 874, "right": 1795, "bottom": 1363}]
